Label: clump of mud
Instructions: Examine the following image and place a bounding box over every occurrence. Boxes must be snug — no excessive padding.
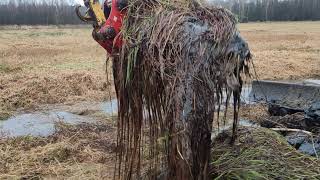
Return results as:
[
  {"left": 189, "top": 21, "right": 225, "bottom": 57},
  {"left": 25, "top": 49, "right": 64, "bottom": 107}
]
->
[{"left": 0, "top": 122, "right": 117, "bottom": 179}]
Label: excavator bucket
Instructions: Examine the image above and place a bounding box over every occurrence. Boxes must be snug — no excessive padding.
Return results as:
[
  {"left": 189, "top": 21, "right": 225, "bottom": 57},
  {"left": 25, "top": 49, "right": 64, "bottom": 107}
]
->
[{"left": 75, "top": 0, "right": 106, "bottom": 27}]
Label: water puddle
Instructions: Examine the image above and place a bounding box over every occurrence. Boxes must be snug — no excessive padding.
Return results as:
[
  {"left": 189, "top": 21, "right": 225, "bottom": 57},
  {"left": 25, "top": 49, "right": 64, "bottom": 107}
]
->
[
  {"left": 0, "top": 111, "right": 95, "bottom": 138},
  {"left": 218, "top": 85, "right": 254, "bottom": 110},
  {"left": 239, "top": 119, "right": 260, "bottom": 127},
  {"left": 0, "top": 99, "right": 118, "bottom": 138},
  {"left": 0, "top": 89, "right": 253, "bottom": 139}
]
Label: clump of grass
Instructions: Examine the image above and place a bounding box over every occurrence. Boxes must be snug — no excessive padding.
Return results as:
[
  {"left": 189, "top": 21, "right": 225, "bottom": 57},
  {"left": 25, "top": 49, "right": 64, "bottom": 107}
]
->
[
  {"left": 0, "top": 107, "right": 11, "bottom": 120},
  {"left": 211, "top": 127, "right": 320, "bottom": 179},
  {"left": 0, "top": 64, "right": 9, "bottom": 73}
]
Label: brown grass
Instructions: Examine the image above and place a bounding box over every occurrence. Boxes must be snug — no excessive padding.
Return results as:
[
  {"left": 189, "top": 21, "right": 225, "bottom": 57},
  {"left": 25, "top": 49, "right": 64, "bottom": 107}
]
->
[
  {"left": 0, "top": 26, "right": 115, "bottom": 119},
  {"left": 1, "top": 22, "right": 319, "bottom": 117},
  {"left": 0, "top": 121, "right": 117, "bottom": 179},
  {"left": 240, "top": 21, "right": 320, "bottom": 80},
  {"left": 0, "top": 22, "right": 319, "bottom": 178}
]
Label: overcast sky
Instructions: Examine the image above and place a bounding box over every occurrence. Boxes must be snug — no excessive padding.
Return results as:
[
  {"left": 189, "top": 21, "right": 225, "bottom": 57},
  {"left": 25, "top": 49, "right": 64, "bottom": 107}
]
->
[{"left": 74, "top": 0, "right": 84, "bottom": 6}]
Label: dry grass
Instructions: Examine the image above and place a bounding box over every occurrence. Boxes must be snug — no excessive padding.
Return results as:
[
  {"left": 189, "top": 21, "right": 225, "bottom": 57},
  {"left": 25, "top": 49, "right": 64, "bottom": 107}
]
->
[
  {"left": 240, "top": 103, "right": 269, "bottom": 123},
  {"left": 1, "top": 21, "right": 319, "bottom": 117},
  {"left": 0, "top": 121, "right": 117, "bottom": 179},
  {"left": 0, "top": 22, "right": 320, "bottom": 178},
  {"left": 240, "top": 21, "right": 320, "bottom": 80},
  {"left": 0, "top": 26, "right": 118, "bottom": 178},
  {"left": 0, "top": 26, "right": 115, "bottom": 119}
]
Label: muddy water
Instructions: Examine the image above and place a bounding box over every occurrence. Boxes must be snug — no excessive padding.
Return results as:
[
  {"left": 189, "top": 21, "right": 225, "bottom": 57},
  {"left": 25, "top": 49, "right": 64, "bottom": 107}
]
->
[{"left": 0, "top": 99, "right": 118, "bottom": 138}]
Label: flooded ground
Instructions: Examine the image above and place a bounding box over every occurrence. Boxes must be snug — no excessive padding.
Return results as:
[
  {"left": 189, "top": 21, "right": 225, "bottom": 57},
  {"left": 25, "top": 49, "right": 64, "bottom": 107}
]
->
[
  {"left": 0, "top": 87, "right": 254, "bottom": 139},
  {"left": 1, "top": 81, "right": 319, "bottom": 157},
  {"left": 0, "top": 99, "right": 118, "bottom": 138},
  {"left": 0, "top": 112, "right": 95, "bottom": 137}
]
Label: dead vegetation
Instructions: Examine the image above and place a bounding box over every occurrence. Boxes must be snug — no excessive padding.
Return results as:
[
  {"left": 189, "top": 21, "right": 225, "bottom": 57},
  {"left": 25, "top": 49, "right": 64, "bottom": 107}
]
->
[
  {"left": 1, "top": 21, "right": 319, "bottom": 118},
  {"left": 0, "top": 122, "right": 117, "bottom": 179},
  {"left": 0, "top": 21, "right": 320, "bottom": 179},
  {"left": 1, "top": 72, "right": 107, "bottom": 110},
  {"left": 0, "top": 27, "right": 115, "bottom": 120},
  {"left": 240, "top": 22, "right": 320, "bottom": 80}
]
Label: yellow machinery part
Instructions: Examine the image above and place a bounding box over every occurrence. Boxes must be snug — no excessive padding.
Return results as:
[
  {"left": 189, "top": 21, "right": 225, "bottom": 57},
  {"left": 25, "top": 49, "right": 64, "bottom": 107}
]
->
[{"left": 88, "top": 0, "right": 106, "bottom": 27}]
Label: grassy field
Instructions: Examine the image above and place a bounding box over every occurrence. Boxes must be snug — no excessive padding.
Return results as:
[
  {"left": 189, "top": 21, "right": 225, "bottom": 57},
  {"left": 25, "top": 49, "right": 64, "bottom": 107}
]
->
[
  {"left": 0, "top": 22, "right": 320, "bottom": 179},
  {"left": 240, "top": 21, "right": 320, "bottom": 80},
  {"left": 1, "top": 22, "right": 320, "bottom": 116},
  {"left": 0, "top": 26, "right": 114, "bottom": 119}
]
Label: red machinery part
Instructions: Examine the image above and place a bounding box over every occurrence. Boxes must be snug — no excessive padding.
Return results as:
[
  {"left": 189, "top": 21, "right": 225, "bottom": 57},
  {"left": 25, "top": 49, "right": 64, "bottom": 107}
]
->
[{"left": 96, "top": 0, "right": 127, "bottom": 54}]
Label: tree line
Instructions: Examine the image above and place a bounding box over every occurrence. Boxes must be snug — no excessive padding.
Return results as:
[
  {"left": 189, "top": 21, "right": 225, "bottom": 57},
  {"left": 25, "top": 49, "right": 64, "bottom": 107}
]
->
[
  {"left": 213, "top": 0, "right": 320, "bottom": 22},
  {"left": 0, "top": 0, "right": 319, "bottom": 25},
  {"left": 0, "top": 0, "right": 83, "bottom": 25}
]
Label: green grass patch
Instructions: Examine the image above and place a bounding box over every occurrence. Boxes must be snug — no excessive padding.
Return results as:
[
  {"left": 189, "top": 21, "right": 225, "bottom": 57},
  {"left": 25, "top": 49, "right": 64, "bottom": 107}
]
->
[
  {"left": 211, "top": 127, "right": 320, "bottom": 180},
  {"left": 0, "top": 64, "right": 10, "bottom": 73},
  {"left": 0, "top": 108, "right": 11, "bottom": 121},
  {"left": 27, "top": 31, "right": 67, "bottom": 37},
  {"left": 0, "top": 63, "right": 21, "bottom": 73},
  {"left": 52, "top": 61, "right": 100, "bottom": 71}
]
